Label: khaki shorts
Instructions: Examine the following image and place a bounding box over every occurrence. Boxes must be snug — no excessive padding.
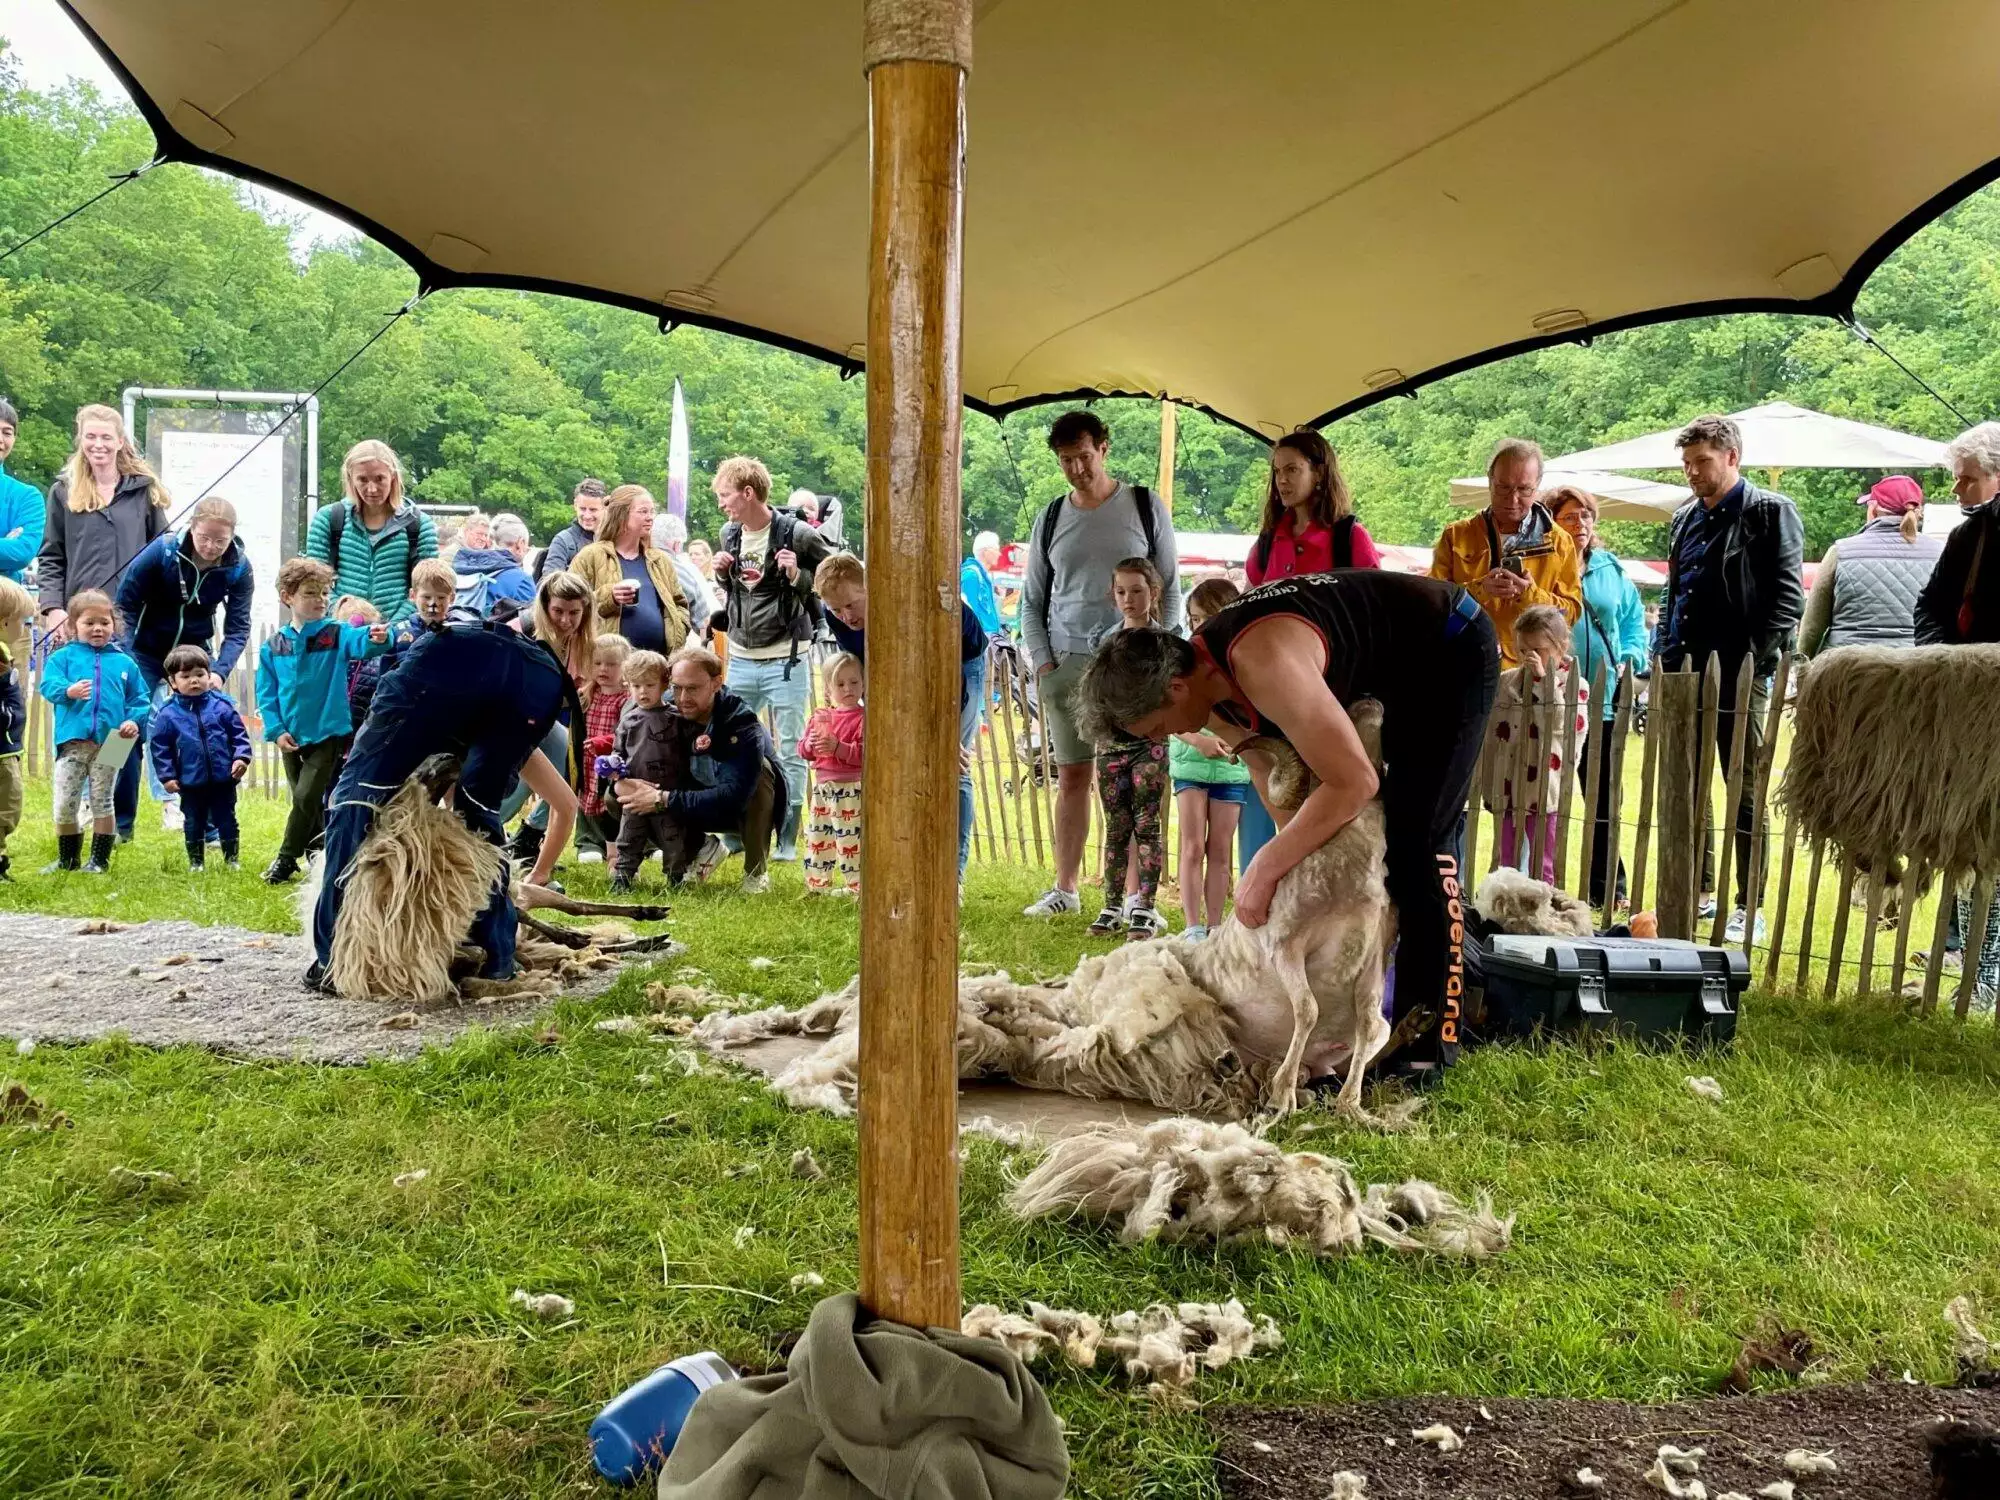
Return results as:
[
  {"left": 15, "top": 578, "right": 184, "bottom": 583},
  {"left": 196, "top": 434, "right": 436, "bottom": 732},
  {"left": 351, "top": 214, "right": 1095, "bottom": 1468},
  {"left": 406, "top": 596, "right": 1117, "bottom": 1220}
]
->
[{"left": 1039, "top": 650, "right": 1097, "bottom": 767}]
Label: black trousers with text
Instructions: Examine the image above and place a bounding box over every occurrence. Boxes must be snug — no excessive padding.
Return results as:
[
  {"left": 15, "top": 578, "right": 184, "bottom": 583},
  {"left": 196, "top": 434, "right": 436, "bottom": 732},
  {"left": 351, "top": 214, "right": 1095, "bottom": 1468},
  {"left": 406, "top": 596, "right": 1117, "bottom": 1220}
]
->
[{"left": 1379, "top": 611, "right": 1500, "bottom": 1069}]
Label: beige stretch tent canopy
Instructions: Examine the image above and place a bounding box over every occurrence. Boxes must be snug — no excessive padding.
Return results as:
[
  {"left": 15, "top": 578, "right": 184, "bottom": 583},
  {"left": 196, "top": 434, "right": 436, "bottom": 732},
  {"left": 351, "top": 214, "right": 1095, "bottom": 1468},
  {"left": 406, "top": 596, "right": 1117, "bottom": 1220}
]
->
[{"left": 60, "top": 0, "right": 2000, "bottom": 435}]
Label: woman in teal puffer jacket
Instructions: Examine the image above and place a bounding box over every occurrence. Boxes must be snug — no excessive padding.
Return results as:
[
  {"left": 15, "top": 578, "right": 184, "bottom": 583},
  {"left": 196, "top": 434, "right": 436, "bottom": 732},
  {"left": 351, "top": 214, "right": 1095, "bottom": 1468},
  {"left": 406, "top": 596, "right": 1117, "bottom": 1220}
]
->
[
  {"left": 303, "top": 439, "right": 437, "bottom": 619},
  {"left": 1548, "top": 485, "right": 1648, "bottom": 909}
]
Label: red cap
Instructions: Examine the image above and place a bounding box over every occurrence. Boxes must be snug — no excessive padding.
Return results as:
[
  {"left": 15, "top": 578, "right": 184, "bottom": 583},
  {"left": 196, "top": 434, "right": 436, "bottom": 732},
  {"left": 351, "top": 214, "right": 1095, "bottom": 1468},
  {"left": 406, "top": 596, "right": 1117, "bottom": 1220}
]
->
[{"left": 1859, "top": 475, "right": 1925, "bottom": 514}]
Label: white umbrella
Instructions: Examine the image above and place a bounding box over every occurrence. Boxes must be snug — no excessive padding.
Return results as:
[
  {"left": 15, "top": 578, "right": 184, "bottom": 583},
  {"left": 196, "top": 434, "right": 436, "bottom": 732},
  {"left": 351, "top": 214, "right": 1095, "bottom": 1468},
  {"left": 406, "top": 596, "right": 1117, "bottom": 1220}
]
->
[
  {"left": 1551, "top": 401, "right": 1949, "bottom": 473},
  {"left": 1450, "top": 469, "right": 1690, "bottom": 523}
]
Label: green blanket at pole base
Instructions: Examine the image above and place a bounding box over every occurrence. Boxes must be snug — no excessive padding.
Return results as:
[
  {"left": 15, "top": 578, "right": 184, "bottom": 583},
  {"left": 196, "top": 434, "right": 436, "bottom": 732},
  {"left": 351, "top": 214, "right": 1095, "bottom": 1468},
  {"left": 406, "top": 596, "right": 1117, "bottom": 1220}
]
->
[{"left": 657, "top": 1292, "right": 1069, "bottom": 1499}]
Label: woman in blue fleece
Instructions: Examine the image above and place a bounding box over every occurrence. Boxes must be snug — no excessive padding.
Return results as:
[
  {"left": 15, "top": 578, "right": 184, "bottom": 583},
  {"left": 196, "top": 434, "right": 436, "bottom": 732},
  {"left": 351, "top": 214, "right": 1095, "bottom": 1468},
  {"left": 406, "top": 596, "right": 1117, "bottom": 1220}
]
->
[{"left": 116, "top": 495, "right": 254, "bottom": 828}]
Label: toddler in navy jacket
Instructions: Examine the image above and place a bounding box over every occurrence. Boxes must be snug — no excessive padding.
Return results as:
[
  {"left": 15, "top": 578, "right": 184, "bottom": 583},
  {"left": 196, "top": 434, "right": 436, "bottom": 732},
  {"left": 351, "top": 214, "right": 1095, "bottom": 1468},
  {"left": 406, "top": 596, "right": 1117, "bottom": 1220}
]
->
[{"left": 149, "top": 643, "right": 252, "bottom": 869}]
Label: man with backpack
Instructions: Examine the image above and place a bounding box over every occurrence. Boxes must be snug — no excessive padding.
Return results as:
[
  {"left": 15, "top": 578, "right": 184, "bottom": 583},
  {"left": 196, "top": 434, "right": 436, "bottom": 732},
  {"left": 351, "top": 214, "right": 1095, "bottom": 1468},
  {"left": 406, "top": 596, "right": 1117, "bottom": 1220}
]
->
[
  {"left": 710, "top": 455, "right": 832, "bottom": 861},
  {"left": 450, "top": 513, "right": 538, "bottom": 617},
  {"left": 1018, "top": 410, "right": 1181, "bottom": 918}
]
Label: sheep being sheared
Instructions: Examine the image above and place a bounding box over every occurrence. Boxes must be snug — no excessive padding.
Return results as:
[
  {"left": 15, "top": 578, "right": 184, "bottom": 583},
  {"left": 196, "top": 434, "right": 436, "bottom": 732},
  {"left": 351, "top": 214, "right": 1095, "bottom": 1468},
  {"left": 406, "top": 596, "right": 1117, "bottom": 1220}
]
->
[
  {"left": 302, "top": 754, "right": 674, "bottom": 1004},
  {"left": 700, "top": 702, "right": 1397, "bottom": 1123},
  {"left": 1173, "top": 704, "right": 1396, "bottom": 1119}
]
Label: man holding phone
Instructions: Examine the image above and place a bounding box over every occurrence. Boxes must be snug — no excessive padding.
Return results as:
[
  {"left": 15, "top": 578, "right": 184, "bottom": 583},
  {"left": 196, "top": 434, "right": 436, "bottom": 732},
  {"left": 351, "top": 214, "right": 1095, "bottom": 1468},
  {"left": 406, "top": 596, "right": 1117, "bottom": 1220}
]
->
[{"left": 1430, "top": 436, "right": 1582, "bottom": 666}]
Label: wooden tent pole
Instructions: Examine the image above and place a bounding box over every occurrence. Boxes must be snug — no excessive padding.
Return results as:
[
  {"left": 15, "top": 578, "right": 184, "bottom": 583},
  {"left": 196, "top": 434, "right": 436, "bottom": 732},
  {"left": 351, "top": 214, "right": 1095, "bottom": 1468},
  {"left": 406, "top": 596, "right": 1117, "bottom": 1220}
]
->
[
  {"left": 1156, "top": 397, "right": 1177, "bottom": 511},
  {"left": 858, "top": 0, "right": 971, "bottom": 1332}
]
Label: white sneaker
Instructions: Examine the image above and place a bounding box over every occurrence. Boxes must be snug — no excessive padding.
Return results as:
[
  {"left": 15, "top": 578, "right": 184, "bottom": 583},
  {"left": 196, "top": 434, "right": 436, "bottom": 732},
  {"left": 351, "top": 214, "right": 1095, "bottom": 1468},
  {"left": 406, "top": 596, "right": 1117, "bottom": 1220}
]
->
[
  {"left": 1697, "top": 895, "right": 1719, "bottom": 922},
  {"left": 160, "top": 796, "right": 184, "bottom": 834},
  {"left": 1022, "top": 887, "right": 1081, "bottom": 918},
  {"left": 1183, "top": 924, "right": 1209, "bottom": 943},
  {"left": 740, "top": 872, "right": 770, "bottom": 894},
  {"left": 577, "top": 850, "right": 604, "bottom": 865},
  {"left": 688, "top": 835, "right": 728, "bottom": 884},
  {"left": 1722, "top": 908, "right": 1766, "bottom": 944}
]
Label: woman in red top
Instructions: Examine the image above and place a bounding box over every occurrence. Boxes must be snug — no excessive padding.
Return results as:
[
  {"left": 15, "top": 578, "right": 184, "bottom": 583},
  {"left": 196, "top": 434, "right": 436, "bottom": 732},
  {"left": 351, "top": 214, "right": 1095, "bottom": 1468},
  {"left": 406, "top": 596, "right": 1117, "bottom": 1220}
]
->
[{"left": 1244, "top": 429, "right": 1380, "bottom": 585}]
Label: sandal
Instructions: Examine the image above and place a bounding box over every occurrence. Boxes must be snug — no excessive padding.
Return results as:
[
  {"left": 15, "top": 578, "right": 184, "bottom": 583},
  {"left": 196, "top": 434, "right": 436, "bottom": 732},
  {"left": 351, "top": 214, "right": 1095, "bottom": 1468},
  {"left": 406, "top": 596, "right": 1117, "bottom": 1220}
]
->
[
  {"left": 1125, "top": 906, "right": 1165, "bottom": 941},
  {"left": 1087, "top": 906, "right": 1127, "bottom": 935}
]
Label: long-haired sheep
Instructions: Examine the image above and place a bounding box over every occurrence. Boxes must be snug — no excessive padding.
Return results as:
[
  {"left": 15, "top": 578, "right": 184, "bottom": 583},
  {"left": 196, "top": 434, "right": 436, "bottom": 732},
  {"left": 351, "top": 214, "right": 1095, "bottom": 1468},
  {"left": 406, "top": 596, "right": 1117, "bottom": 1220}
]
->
[{"left": 303, "top": 756, "right": 675, "bottom": 1004}]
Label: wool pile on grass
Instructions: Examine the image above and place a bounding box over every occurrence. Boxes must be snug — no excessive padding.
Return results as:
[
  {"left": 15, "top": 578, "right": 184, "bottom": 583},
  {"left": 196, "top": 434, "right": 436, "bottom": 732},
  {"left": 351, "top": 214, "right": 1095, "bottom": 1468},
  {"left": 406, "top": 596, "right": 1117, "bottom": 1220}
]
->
[
  {"left": 695, "top": 946, "right": 1260, "bottom": 1119},
  {"left": 1475, "top": 868, "right": 1595, "bottom": 937},
  {"left": 1005, "top": 1115, "right": 1510, "bottom": 1257},
  {"left": 1783, "top": 644, "right": 2000, "bottom": 875}
]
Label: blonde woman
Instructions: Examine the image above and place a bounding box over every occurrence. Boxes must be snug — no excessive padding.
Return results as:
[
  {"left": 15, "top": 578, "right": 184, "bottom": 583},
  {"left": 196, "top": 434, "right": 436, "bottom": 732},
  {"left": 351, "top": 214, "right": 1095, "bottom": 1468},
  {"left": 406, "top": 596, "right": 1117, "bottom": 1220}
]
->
[
  {"left": 36, "top": 403, "right": 171, "bottom": 840},
  {"left": 304, "top": 439, "right": 438, "bottom": 618},
  {"left": 37, "top": 403, "right": 169, "bottom": 638},
  {"left": 569, "top": 484, "right": 690, "bottom": 654}
]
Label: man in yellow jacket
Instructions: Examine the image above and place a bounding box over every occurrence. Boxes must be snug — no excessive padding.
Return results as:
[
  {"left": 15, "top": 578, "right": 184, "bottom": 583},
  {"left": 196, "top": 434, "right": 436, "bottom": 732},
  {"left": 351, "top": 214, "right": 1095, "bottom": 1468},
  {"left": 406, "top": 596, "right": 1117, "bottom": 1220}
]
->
[{"left": 1431, "top": 437, "right": 1583, "bottom": 666}]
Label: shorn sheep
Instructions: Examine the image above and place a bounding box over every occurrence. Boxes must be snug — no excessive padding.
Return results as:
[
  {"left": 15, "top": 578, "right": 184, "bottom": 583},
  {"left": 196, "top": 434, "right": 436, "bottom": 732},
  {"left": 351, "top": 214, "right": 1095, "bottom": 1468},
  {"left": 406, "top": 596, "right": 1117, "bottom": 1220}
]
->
[
  {"left": 702, "top": 701, "right": 1401, "bottom": 1123},
  {"left": 303, "top": 755, "right": 674, "bottom": 1004}
]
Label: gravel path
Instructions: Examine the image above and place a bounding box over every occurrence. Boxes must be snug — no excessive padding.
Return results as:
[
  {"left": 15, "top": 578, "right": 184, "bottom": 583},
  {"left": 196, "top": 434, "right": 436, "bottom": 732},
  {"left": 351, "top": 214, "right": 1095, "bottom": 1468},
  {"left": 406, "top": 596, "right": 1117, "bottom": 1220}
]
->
[{"left": 0, "top": 912, "right": 630, "bottom": 1062}]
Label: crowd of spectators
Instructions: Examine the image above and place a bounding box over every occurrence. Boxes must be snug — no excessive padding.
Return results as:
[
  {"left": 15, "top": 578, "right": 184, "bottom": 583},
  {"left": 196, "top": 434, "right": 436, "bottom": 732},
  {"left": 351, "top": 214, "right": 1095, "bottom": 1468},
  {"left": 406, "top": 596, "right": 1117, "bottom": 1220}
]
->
[{"left": 3, "top": 389, "right": 1998, "bottom": 1002}]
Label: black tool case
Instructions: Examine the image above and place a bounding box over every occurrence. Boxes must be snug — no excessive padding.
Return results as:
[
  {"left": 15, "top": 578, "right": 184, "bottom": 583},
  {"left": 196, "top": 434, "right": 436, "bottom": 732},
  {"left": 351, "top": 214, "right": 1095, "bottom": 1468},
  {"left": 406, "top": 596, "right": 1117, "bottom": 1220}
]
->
[{"left": 1473, "top": 934, "right": 1746, "bottom": 1048}]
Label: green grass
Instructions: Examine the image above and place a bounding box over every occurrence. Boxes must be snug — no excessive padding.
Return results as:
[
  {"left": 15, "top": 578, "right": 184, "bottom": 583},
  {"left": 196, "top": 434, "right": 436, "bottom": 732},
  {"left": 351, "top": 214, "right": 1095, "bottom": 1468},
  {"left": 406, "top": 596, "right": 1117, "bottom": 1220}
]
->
[{"left": 7, "top": 786, "right": 2000, "bottom": 1496}]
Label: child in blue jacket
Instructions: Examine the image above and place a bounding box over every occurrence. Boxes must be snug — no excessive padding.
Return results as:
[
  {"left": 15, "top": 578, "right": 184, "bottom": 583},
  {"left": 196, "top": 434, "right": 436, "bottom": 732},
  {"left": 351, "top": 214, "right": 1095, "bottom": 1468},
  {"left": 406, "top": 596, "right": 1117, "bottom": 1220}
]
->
[
  {"left": 257, "top": 557, "right": 388, "bottom": 883},
  {"left": 150, "top": 643, "right": 253, "bottom": 871},
  {"left": 40, "top": 589, "right": 149, "bottom": 873}
]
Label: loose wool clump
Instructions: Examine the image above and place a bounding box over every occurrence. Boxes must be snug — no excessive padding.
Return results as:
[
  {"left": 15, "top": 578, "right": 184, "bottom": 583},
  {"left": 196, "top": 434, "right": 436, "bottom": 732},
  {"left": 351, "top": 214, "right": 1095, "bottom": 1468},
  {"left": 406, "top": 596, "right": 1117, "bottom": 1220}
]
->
[
  {"left": 1474, "top": 868, "right": 1595, "bottom": 937},
  {"left": 960, "top": 1297, "right": 1281, "bottom": 1402},
  {"left": 1004, "top": 1116, "right": 1511, "bottom": 1258},
  {"left": 308, "top": 779, "right": 506, "bottom": 1003},
  {"left": 1784, "top": 644, "right": 2000, "bottom": 876}
]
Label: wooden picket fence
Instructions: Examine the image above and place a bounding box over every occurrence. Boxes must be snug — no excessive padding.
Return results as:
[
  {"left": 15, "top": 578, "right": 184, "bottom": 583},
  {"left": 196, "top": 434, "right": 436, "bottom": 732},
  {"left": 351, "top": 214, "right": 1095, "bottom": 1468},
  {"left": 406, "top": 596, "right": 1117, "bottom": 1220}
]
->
[
  {"left": 1460, "top": 650, "right": 1996, "bottom": 1018},
  {"left": 19, "top": 615, "right": 1992, "bottom": 1016},
  {"left": 21, "top": 622, "right": 290, "bottom": 797}
]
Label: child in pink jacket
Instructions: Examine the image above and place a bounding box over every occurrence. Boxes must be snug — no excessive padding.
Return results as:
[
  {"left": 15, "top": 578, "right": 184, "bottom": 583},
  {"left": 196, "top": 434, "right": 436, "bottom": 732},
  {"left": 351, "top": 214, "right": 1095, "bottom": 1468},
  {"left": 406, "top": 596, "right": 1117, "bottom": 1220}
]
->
[{"left": 799, "top": 652, "right": 864, "bottom": 894}]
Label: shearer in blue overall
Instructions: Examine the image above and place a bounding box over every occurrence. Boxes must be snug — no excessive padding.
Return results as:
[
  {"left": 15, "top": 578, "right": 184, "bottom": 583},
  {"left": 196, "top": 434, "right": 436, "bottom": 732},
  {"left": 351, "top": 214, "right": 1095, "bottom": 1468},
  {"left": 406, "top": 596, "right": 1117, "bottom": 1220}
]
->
[{"left": 308, "top": 619, "right": 574, "bottom": 988}]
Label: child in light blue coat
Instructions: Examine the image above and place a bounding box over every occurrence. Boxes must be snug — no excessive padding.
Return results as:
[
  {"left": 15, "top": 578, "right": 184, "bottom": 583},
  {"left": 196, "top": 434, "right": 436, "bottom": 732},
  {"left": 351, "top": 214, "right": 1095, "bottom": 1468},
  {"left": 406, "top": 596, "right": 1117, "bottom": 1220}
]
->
[{"left": 40, "top": 589, "right": 149, "bottom": 873}]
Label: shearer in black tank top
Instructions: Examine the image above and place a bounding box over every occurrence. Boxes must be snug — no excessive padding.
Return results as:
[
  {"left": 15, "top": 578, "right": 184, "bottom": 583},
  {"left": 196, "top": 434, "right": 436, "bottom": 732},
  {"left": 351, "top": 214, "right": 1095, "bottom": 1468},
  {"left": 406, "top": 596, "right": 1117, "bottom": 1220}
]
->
[{"left": 1076, "top": 570, "right": 1499, "bottom": 1076}]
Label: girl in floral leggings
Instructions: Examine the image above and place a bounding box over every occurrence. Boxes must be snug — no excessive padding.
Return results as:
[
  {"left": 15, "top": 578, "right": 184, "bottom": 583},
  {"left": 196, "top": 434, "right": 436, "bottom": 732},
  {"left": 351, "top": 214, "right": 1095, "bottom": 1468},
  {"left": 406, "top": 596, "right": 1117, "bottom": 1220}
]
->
[{"left": 1089, "top": 558, "right": 1172, "bottom": 940}]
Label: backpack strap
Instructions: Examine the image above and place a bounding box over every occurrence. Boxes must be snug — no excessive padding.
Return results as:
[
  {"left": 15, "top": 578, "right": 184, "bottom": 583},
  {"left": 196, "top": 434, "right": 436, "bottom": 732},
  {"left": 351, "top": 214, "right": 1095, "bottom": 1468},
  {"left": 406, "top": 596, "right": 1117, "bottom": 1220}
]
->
[
  {"left": 1482, "top": 508, "right": 1503, "bottom": 572},
  {"left": 1332, "top": 514, "right": 1355, "bottom": 570},
  {"left": 1033, "top": 495, "right": 1066, "bottom": 645},
  {"left": 1254, "top": 529, "right": 1275, "bottom": 577},
  {"left": 325, "top": 503, "right": 346, "bottom": 575},
  {"left": 1132, "top": 485, "right": 1159, "bottom": 562}
]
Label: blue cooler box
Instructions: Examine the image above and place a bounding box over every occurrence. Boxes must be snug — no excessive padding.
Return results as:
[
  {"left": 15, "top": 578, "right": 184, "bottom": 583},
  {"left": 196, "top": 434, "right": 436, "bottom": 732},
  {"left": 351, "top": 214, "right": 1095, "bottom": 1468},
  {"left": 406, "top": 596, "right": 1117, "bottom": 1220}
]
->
[{"left": 1476, "top": 934, "right": 1745, "bottom": 1048}]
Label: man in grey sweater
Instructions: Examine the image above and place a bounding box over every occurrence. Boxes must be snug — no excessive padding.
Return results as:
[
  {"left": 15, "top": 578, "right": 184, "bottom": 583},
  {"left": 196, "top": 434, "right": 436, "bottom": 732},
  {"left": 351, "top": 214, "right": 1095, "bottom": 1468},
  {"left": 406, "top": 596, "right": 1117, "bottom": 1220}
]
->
[{"left": 1019, "top": 410, "right": 1181, "bottom": 917}]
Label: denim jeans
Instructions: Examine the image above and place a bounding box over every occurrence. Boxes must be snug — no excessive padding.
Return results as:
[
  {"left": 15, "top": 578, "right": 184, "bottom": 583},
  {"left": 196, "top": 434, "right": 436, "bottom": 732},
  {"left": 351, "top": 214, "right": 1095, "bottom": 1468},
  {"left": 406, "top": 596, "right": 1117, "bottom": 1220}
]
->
[
  {"left": 958, "top": 650, "right": 986, "bottom": 878},
  {"left": 727, "top": 653, "right": 810, "bottom": 826},
  {"left": 498, "top": 720, "right": 569, "bottom": 830}
]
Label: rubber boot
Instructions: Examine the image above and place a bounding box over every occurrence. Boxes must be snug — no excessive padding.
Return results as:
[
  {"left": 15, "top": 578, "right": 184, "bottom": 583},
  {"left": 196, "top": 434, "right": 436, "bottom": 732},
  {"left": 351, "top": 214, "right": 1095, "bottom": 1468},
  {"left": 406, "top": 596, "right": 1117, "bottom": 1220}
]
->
[
  {"left": 0, "top": 854, "right": 10, "bottom": 882},
  {"left": 83, "top": 832, "right": 115, "bottom": 874},
  {"left": 221, "top": 837, "right": 241, "bottom": 870},
  {"left": 41, "top": 833, "right": 83, "bottom": 873},
  {"left": 507, "top": 821, "right": 545, "bottom": 867},
  {"left": 184, "top": 835, "right": 206, "bottom": 871}
]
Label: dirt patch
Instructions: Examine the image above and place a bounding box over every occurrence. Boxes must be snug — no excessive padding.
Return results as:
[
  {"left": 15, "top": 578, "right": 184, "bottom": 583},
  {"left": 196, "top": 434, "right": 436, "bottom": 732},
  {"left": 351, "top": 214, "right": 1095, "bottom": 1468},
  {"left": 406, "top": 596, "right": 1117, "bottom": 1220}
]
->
[
  {"left": 0, "top": 912, "right": 628, "bottom": 1062},
  {"left": 1214, "top": 1382, "right": 2000, "bottom": 1499}
]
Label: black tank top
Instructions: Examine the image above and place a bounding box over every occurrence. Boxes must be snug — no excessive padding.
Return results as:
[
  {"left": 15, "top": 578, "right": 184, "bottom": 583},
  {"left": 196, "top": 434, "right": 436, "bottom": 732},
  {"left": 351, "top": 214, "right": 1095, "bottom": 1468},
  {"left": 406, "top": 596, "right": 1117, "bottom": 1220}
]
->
[{"left": 1196, "top": 571, "right": 1459, "bottom": 738}]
